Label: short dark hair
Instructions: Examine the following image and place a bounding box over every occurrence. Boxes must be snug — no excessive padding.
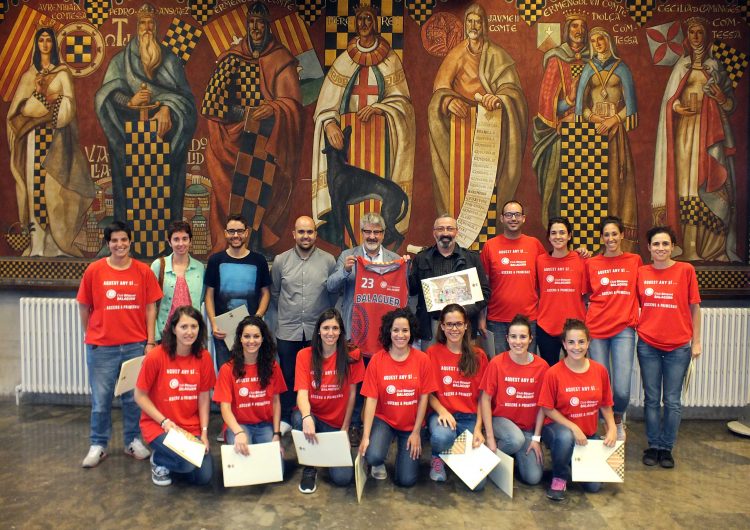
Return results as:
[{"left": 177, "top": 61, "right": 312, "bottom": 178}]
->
[
  {"left": 547, "top": 216, "right": 573, "bottom": 242},
  {"left": 161, "top": 306, "right": 207, "bottom": 359},
  {"left": 646, "top": 225, "right": 677, "bottom": 245},
  {"left": 167, "top": 220, "right": 192, "bottom": 240},
  {"left": 502, "top": 200, "right": 524, "bottom": 215},
  {"left": 561, "top": 318, "right": 591, "bottom": 354},
  {"left": 226, "top": 214, "right": 249, "bottom": 229},
  {"left": 508, "top": 314, "right": 533, "bottom": 337},
  {"left": 104, "top": 221, "right": 131, "bottom": 243},
  {"left": 378, "top": 308, "right": 419, "bottom": 351},
  {"left": 599, "top": 215, "right": 624, "bottom": 234}
]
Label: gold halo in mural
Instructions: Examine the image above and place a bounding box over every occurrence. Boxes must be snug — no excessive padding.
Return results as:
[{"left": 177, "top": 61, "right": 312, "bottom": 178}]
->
[{"left": 57, "top": 21, "right": 105, "bottom": 78}]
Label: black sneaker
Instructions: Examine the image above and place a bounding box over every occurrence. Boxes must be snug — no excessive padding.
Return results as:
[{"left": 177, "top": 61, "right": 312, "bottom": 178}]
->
[
  {"left": 299, "top": 466, "right": 317, "bottom": 494},
  {"left": 642, "top": 447, "right": 659, "bottom": 466},
  {"left": 658, "top": 449, "right": 675, "bottom": 468}
]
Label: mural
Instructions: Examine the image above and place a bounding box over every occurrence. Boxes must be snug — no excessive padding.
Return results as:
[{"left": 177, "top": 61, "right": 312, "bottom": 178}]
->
[{"left": 0, "top": 0, "right": 747, "bottom": 291}]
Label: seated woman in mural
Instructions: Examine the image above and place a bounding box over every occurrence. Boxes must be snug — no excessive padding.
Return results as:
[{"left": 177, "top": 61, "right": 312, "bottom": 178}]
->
[{"left": 7, "top": 25, "right": 95, "bottom": 257}]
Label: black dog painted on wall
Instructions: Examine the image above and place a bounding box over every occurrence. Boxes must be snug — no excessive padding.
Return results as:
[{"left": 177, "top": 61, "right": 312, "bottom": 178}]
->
[{"left": 322, "top": 125, "right": 408, "bottom": 250}]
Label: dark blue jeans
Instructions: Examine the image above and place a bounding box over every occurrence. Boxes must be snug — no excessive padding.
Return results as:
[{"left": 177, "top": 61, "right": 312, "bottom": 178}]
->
[
  {"left": 292, "top": 410, "right": 353, "bottom": 486},
  {"left": 277, "top": 338, "right": 310, "bottom": 424},
  {"left": 365, "top": 417, "right": 419, "bottom": 487},
  {"left": 542, "top": 422, "right": 601, "bottom": 492},
  {"left": 149, "top": 433, "right": 213, "bottom": 485},
  {"left": 351, "top": 355, "right": 372, "bottom": 428},
  {"left": 589, "top": 327, "right": 637, "bottom": 416}
]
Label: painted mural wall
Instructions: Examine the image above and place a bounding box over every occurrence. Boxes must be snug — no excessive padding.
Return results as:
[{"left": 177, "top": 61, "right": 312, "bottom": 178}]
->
[{"left": 0, "top": 0, "right": 747, "bottom": 287}]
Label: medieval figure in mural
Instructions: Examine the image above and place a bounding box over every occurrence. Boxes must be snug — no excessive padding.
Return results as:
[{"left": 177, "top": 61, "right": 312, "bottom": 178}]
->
[
  {"left": 202, "top": 1, "right": 302, "bottom": 254},
  {"left": 428, "top": 3, "right": 527, "bottom": 228},
  {"left": 312, "top": 4, "right": 414, "bottom": 249},
  {"left": 652, "top": 17, "right": 739, "bottom": 262},
  {"left": 575, "top": 27, "right": 639, "bottom": 252},
  {"left": 532, "top": 13, "right": 589, "bottom": 229},
  {"left": 95, "top": 3, "right": 197, "bottom": 229},
  {"left": 7, "top": 26, "right": 95, "bottom": 257}
]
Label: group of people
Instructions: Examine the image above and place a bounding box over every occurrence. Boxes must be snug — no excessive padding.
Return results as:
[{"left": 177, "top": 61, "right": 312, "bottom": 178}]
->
[{"left": 76, "top": 204, "right": 701, "bottom": 501}]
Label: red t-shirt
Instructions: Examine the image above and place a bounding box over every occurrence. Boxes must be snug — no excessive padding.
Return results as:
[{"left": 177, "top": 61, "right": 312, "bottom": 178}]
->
[
  {"left": 77, "top": 258, "right": 163, "bottom": 346},
  {"left": 427, "top": 343, "right": 488, "bottom": 415},
  {"left": 136, "top": 345, "right": 216, "bottom": 443},
  {"left": 637, "top": 262, "right": 701, "bottom": 351},
  {"left": 213, "top": 360, "right": 287, "bottom": 425},
  {"left": 479, "top": 352, "right": 549, "bottom": 432},
  {"left": 480, "top": 234, "right": 546, "bottom": 322},
  {"left": 585, "top": 253, "right": 642, "bottom": 339},
  {"left": 537, "top": 359, "right": 614, "bottom": 437},
  {"left": 536, "top": 251, "right": 589, "bottom": 336},
  {"left": 361, "top": 348, "right": 438, "bottom": 432},
  {"left": 294, "top": 346, "right": 366, "bottom": 429}
]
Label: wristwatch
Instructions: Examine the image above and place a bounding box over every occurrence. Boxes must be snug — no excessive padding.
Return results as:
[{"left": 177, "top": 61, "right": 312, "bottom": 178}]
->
[{"left": 531, "top": 435, "right": 541, "bottom": 443}]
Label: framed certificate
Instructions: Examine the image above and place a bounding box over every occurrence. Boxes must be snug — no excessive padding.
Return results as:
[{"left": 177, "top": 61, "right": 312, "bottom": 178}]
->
[{"left": 421, "top": 267, "right": 484, "bottom": 312}]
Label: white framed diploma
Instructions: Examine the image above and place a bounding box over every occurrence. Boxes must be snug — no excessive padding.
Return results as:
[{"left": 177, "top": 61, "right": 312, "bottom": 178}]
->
[
  {"left": 214, "top": 305, "right": 250, "bottom": 349},
  {"left": 487, "top": 448, "right": 514, "bottom": 498},
  {"left": 163, "top": 428, "right": 205, "bottom": 468},
  {"left": 113, "top": 355, "right": 144, "bottom": 396},
  {"left": 291, "top": 430, "right": 353, "bottom": 468},
  {"left": 572, "top": 440, "right": 625, "bottom": 483},
  {"left": 420, "top": 267, "right": 484, "bottom": 312},
  {"left": 439, "top": 430, "right": 500, "bottom": 490},
  {"left": 354, "top": 453, "right": 367, "bottom": 503},
  {"left": 220, "top": 442, "right": 283, "bottom": 487}
]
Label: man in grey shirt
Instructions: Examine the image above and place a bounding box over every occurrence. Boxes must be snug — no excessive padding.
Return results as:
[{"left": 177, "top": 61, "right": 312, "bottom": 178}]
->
[{"left": 272, "top": 216, "right": 336, "bottom": 429}]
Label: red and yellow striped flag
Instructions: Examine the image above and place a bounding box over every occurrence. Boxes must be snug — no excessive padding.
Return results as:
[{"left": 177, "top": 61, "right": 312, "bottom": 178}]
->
[
  {"left": 272, "top": 12, "right": 313, "bottom": 56},
  {"left": 449, "top": 108, "right": 477, "bottom": 219},
  {"left": 203, "top": 4, "right": 247, "bottom": 57}
]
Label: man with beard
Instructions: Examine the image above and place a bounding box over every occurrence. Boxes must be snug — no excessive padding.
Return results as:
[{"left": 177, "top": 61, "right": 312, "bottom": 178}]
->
[
  {"left": 96, "top": 3, "right": 196, "bottom": 228},
  {"left": 532, "top": 13, "right": 589, "bottom": 228},
  {"left": 409, "top": 214, "right": 490, "bottom": 351},
  {"left": 201, "top": 1, "right": 302, "bottom": 254},
  {"left": 428, "top": 3, "right": 527, "bottom": 223}
]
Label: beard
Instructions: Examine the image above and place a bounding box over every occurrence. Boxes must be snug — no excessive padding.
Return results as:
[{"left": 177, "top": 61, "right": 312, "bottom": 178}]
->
[{"left": 139, "top": 31, "right": 162, "bottom": 79}]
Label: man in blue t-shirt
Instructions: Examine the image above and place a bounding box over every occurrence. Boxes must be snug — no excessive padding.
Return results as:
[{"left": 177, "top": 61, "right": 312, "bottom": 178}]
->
[{"left": 204, "top": 214, "right": 271, "bottom": 369}]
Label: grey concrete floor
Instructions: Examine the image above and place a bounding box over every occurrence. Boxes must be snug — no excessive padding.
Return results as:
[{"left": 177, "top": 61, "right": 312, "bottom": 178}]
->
[{"left": 1, "top": 401, "right": 749, "bottom": 529}]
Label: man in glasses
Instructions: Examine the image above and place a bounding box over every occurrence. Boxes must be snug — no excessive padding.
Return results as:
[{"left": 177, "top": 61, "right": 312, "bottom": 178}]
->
[
  {"left": 204, "top": 214, "right": 271, "bottom": 370},
  {"left": 409, "top": 214, "right": 490, "bottom": 350}
]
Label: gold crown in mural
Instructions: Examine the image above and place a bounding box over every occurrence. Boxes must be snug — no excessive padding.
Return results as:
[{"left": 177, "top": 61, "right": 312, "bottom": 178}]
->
[
  {"left": 565, "top": 12, "right": 587, "bottom": 22},
  {"left": 137, "top": 3, "right": 157, "bottom": 20},
  {"left": 685, "top": 16, "right": 710, "bottom": 29},
  {"left": 36, "top": 19, "right": 56, "bottom": 32},
  {"left": 354, "top": 3, "right": 379, "bottom": 17}
]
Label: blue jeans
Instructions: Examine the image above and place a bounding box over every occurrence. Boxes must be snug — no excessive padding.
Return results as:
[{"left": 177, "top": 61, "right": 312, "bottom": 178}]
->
[
  {"left": 589, "top": 327, "right": 636, "bottom": 416},
  {"left": 278, "top": 338, "right": 309, "bottom": 424},
  {"left": 150, "top": 433, "right": 213, "bottom": 485},
  {"left": 486, "top": 320, "right": 537, "bottom": 357},
  {"left": 292, "top": 410, "right": 353, "bottom": 486},
  {"left": 637, "top": 340, "right": 692, "bottom": 450},
  {"left": 542, "top": 422, "right": 601, "bottom": 492},
  {"left": 491, "top": 417, "right": 543, "bottom": 485},
  {"left": 86, "top": 342, "right": 145, "bottom": 447},
  {"left": 428, "top": 412, "right": 477, "bottom": 456},
  {"left": 365, "top": 417, "right": 419, "bottom": 487},
  {"left": 212, "top": 337, "right": 231, "bottom": 372},
  {"left": 536, "top": 324, "right": 562, "bottom": 366},
  {"left": 351, "top": 355, "right": 372, "bottom": 428}
]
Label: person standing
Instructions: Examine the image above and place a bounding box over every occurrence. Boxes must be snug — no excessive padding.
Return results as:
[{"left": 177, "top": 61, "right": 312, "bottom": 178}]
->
[
  {"left": 272, "top": 216, "right": 336, "bottom": 430},
  {"left": 77, "top": 221, "right": 162, "bottom": 468},
  {"left": 204, "top": 214, "right": 271, "bottom": 371}
]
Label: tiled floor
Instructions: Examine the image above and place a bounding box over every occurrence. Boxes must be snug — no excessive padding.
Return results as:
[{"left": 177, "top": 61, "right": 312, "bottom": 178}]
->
[{"left": 1, "top": 401, "right": 749, "bottom": 529}]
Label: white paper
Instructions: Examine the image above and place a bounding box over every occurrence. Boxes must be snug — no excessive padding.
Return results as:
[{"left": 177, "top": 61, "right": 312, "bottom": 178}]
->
[
  {"left": 163, "top": 428, "right": 205, "bottom": 468},
  {"left": 440, "top": 430, "right": 500, "bottom": 490},
  {"left": 354, "top": 453, "right": 367, "bottom": 503},
  {"left": 420, "top": 267, "right": 485, "bottom": 312},
  {"left": 572, "top": 440, "right": 625, "bottom": 483},
  {"left": 291, "top": 430, "right": 353, "bottom": 468},
  {"left": 487, "top": 449, "right": 514, "bottom": 498},
  {"left": 114, "top": 355, "right": 144, "bottom": 396},
  {"left": 221, "top": 442, "right": 283, "bottom": 487},
  {"left": 214, "top": 305, "right": 251, "bottom": 349}
]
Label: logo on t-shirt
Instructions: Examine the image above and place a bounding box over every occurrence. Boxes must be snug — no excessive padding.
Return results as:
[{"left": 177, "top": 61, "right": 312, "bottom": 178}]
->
[
  {"left": 506, "top": 386, "right": 517, "bottom": 396},
  {"left": 380, "top": 280, "right": 388, "bottom": 289},
  {"left": 644, "top": 288, "right": 654, "bottom": 297},
  {"left": 570, "top": 396, "right": 580, "bottom": 406},
  {"left": 501, "top": 257, "right": 510, "bottom": 265},
  {"left": 600, "top": 277, "right": 610, "bottom": 286},
  {"left": 311, "top": 379, "right": 319, "bottom": 389},
  {"left": 106, "top": 289, "right": 117, "bottom": 299},
  {"left": 169, "top": 378, "right": 179, "bottom": 389},
  {"left": 386, "top": 384, "right": 397, "bottom": 394},
  {"left": 546, "top": 275, "right": 554, "bottom": 283},
  {"left": 442, "top": 375, "right": 453, "bottom": 385},
  {"left": 239, "top": 387, "right": 249, "bottom": 397}
]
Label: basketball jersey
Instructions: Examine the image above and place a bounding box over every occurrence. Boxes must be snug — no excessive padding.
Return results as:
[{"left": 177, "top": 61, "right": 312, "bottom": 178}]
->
[{"left": 351, "top": 256, "right": 408, "bottom": 356}]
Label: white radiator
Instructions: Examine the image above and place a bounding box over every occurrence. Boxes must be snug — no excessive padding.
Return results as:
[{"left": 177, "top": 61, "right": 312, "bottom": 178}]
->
[{"left": 630, "top": 307, "right": 750, "bottom": 407}]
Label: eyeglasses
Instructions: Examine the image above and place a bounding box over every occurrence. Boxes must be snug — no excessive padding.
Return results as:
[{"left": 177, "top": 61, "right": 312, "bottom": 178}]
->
[
  {"left": 361, "top": 229, "right": 384, "bottom": 236},
  {"left": 502, "top": 212, "right": 524, "bottom": 219},
  {"left": 442, "top": 322, "right": 466, "bottom": 329},
  {"left": 225, "top": 228, "right": 247, "bottom": 235},
  {"left": 433, "top": 226, "right": 457, "bottom": 233}
]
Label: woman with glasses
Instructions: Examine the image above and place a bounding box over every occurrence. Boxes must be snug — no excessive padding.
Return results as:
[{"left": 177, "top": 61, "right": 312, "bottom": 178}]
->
[{"left": 425, "top": 304, "right": 488, "bottom": 483}]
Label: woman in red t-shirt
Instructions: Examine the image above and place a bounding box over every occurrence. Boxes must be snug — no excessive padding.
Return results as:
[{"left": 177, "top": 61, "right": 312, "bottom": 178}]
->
[
  {"left": 213, "top": 316, "right": 287, "bottom": 463},
  {"left": 536, "top": 217, "right": 588, "bottom": 366},
  {"left": 358, "top": 308, "right": 437, "bottom": 487},
  {"left": 538, "top": 319, "right": 616, "bottom": 501},
  {"left": 293, "top": 308, "right": 365, "bottom": 493},
  {"left": 637, "top": 226, "right": 701, "bottom": 469},
  {"left": 135, "top": 306, "right": 216, "bottom": 487},
  {"left": 426, "top": 304, "right": 488, "bottom": 483},
  {"left": 480, "top": 314, "right": 549, "bottom": 485}
]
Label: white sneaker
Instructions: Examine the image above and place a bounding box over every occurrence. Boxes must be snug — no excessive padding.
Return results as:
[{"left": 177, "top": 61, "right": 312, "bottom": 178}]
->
[
  {"left": 370, "top": 464, "right": 387, "bottom": 480},
  {"left": 150, "top": 455, "right": 172, "bottom": 486},
  {"left": 82, "top": 445, "right": 107, "bottom": 468},
  {"left": 280, "top": 421, "right": 292, "bottom": 436},
  {"left": 125, "top": 438, "right": 151, "bottom": 460},
  {"left": 616, "top": 423, "right": 627, "bottom": 441}
]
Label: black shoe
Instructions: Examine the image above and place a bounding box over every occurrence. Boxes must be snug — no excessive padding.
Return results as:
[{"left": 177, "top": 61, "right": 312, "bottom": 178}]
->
[
  {"left": 349, "top": 425, "right": 362, "bottom": 447},
  {"left": 658, "top": 449, "right": 675, "bottom": 468},
  {"left": 299, "top": 467, "right": 317, "bottom": 494},
  {"left": 642, "top": 448, "right": 659, "bottom": 466}
]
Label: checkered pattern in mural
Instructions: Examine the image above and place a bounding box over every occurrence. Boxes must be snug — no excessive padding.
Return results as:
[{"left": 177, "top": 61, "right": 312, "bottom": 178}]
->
[
  {"left": 469, "top": 186, "right": 498, "bottom": 252},
  {"left": 679, "top": 196, "right": 725, "bottom": 235},
  {"left": 0, "top": 258, "right": 89, "bottom": 285},
  {"left": 124, "top": 120, "right": 170, "bottom": 258},
  {"left": 560, "top": 122, "right": 609, "bottom": 250},
  {"left": 189, "top": 0, "right": 215, "bottom": 25},
  {"left": 202, "top": 55, "right": 263, "bottom": 119},
  {"left": 696, "top": 269, "right": 750, "bottom": 291},
  {"left": 626, "top": 0, "right": 655, "bottom": 26},
  {"left": 84, "top": 0, "right": 110, "bottom": 28},
  {"left": 406, "top": 0, "right": 433, "bottom": 26},
  {"left": 325, "top": 0, "right": 404, "bottom": 69},
  {"left": 712, "top": 40, "right": 748, "bottom": 89},
  {"left": 163, "top": 18, "right": 203, "bottom": 63},
  {"left": 33, "top": 127, "right": 54, "bottom": 230},
  {"left": 229, "top": 117, "right": 278, "bottom": 233},
  {"left": 65, "top": 34, "right": 93, "bottom": 64},
  {"left": 0, "top": 0, "right": 7, "bottom": 23},
  {"left": 571, "top": 63, "right": 584, "bottom": 79},
  {"left": 516, "top": 0, "right": 545, "bottom": 26},
  {"left": 297, "top": 0, "right": 325, "bottom": 25},
  {"left": 236, "top": 60, "right": 263, "bottom": 108}
]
